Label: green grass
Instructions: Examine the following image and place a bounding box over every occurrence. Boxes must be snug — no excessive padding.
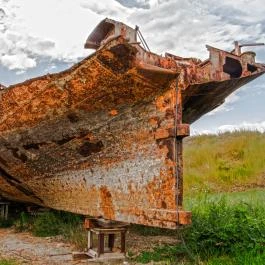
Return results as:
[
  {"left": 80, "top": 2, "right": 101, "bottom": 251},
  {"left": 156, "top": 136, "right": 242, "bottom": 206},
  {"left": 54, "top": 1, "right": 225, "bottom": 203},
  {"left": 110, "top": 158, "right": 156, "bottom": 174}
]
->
[
  {"left": 184, "top": 188, "right": 265, "bottom": 210},
  {"left": 184, "top": 131, "right": 265, "bottom": 195},
  {"left": 0, "top": 259, "right": 17, "bottom": 265},
  {"left": 135, "top": 195, "right": 265, "bottom": 264},
  {"left": 13, "top": 210, "right": 86, "bottom": 249}
]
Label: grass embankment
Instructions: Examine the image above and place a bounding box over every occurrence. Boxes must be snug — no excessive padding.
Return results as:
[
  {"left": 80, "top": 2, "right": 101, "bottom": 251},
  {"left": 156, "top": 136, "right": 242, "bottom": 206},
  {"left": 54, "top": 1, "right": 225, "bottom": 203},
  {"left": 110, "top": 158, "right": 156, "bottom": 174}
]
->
[{"left": 184, "top": 131, "right": 265, "bottom": 195}]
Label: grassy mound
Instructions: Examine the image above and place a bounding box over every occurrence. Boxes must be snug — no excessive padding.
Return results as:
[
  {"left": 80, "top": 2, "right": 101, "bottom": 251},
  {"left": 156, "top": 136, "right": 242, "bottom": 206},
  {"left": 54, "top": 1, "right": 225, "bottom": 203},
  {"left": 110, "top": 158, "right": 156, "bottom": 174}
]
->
[{"left": 184, "top": 131, "right": 265, "bottom": 194}]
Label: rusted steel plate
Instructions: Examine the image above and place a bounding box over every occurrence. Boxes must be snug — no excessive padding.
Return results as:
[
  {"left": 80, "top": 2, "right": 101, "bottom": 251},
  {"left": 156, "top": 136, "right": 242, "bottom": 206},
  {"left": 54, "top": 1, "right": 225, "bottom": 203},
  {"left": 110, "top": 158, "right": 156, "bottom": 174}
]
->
[
  {"left": 0, "top": 18, "right": 264, "bottom": 228},
  {"left": 0, "top": 44, "right": 183, "bottom": 228}
]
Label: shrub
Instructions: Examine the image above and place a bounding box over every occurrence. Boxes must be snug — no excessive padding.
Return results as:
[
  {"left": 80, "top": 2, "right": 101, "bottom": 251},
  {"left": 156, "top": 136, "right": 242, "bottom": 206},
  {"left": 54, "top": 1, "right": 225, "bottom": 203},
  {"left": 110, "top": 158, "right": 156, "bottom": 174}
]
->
[
  {"left": 136, "top": 198, "right": 265, "bottom": 264},
  {"left": 32, "top": 212, "right": 62, "bottom": 237},
  {"left": 184, "top": 199, "right": 265, "bottom": 258},
  {"left": 14, "top": 211, "right": 31, "bottom": 232}
]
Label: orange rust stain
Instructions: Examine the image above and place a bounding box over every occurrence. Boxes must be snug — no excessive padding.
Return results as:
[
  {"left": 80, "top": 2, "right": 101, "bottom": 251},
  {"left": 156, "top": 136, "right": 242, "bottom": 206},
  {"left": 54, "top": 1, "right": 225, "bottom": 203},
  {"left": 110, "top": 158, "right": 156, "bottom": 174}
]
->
[
  {"left": 155, "top": 90, "right": 174, "bottom": 112},
  {"left": 154, "top": 128, "right": 170, "bottom": 139},
  {"left": 145, "top": 168, "right": 176, "bottom": 210},
  {"left": 109, "top": 109, "right": 118, "bottom": 116},
  {"left": 149, "top": 117, "right": 158, "bottom": 127},
  {"left": 99, "top": 186, "right": 115, "bottom": 220}
]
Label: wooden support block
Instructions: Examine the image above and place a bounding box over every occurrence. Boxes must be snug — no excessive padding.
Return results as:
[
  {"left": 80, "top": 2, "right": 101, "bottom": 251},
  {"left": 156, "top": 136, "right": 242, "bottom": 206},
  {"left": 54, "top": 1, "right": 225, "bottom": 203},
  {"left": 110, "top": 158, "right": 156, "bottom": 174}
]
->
[
  {"left": 83, "top": 218, "right": 129, "bottom": 261},
  {"left": 87, "top": 249, "right": 98, "bottom": 259},
  {"left": 72, "top": 252, "right": 90, "bottom": 260}
]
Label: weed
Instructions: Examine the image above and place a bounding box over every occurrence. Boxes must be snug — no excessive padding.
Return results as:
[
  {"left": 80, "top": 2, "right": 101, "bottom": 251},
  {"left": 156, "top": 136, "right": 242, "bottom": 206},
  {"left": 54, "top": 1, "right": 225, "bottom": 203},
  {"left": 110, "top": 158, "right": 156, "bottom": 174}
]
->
[
  {"left": 136, "top": 198, "right": 265, "bottom": 264},
  {"left": 32, "top": 212, "right": 61, "bottom": 237},
  {"left": 14, "top": 212, "right": 31, "bottom": 232},
  {"left": 12, "top": 210, "right": 86, "bottom": 248}
]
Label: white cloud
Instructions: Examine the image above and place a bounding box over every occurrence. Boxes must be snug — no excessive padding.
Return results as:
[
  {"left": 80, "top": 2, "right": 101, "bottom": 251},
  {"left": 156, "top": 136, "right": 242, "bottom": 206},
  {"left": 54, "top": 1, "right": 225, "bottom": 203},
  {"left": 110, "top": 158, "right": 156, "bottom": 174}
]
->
[
  {"left": 1, "top": 53, "right": 36, "bottom": 70},
  {"left": 0, "top": 0, "right": 108, "bottom": 69},
  {"left": 191, "top": 121, "right": 265, "bottom": 135},
  {"left": 126, "top": 0, "right": 265, "bottom": 57},
  {"left": 217, "top": 121, "right": 265, "bottom": 133},
  {"left": 0, "top": 0, "right": 265, "bottom": 71},
  {"left": 80, "top": 0, "right": 130, "bottom": 18}
]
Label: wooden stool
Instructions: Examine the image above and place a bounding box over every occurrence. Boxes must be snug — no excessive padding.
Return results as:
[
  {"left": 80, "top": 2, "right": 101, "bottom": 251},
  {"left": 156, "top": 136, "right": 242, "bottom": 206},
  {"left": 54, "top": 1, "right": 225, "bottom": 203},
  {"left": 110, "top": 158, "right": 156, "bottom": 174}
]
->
[{"left": 84, "top": 218, "right": 129, "bottom": 258}]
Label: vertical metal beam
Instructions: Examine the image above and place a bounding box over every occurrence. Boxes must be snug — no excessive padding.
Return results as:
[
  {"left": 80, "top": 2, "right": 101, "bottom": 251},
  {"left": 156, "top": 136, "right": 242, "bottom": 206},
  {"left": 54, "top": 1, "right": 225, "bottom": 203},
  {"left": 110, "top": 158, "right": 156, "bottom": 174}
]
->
[{"left": 174, "top": 79, "right": 183, "bottom": 210}]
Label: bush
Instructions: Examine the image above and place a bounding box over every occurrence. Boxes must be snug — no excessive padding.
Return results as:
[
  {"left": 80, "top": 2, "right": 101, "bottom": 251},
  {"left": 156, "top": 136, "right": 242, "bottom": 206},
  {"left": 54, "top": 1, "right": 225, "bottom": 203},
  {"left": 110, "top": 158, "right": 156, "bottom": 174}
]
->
[
  {"left": 136, "top": 198, "right": 265, "bottom": 264},
  {"left": 184, "top": 199, "right": 265, "bottom": 258},
  {"left": 32, "top": 212, "right": 61, "bottom": 237},
  {"left": 10, "top": 209, "right": 85, "bottom": 248},
  {"left": 14, "top": 212, "right": 31, "bottom": 232}
]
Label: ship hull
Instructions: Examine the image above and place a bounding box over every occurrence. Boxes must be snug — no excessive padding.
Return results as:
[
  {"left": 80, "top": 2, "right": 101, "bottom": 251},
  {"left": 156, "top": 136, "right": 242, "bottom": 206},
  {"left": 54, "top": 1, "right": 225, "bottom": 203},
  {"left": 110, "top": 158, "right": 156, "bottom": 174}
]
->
[{"left": 0, "top": 44, "right": 186, "bottom": 228}]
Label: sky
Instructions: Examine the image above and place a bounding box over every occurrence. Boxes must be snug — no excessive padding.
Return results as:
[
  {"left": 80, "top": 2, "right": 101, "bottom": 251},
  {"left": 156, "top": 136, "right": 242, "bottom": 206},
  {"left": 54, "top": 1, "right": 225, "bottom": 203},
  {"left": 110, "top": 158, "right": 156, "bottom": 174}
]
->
[{"left": 0, "top": 0, "right": 265, "bottom": 134}]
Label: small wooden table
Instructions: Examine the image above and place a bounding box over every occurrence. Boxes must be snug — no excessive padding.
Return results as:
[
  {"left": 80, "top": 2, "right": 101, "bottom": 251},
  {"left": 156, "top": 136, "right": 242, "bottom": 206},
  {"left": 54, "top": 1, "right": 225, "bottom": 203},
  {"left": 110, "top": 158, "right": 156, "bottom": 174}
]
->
[{"left": 84, "top": 218, "right": 129, "bottom": 259}]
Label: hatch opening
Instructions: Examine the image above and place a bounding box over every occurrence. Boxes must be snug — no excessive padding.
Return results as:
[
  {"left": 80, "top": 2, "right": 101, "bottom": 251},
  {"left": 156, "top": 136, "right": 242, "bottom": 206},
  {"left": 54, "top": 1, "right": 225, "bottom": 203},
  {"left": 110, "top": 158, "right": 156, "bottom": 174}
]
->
[{"left": 223, "top": 57, "right": 242, "bottom": 78}]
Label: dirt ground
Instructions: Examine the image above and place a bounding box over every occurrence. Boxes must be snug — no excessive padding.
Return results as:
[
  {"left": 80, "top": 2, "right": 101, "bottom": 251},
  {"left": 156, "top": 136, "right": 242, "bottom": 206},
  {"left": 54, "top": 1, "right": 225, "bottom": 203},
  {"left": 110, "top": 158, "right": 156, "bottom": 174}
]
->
[
  {"left": 0, "top": 228, "right": 79, "bottom": 265},
  {"left": 0, "top": 228, "right": 179, "bottom": 265}
]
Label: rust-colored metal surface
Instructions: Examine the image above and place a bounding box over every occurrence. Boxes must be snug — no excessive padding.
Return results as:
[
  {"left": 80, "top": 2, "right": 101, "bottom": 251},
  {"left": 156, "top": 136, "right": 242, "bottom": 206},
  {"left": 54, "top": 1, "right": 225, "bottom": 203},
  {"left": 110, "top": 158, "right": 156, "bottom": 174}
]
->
[{"left": 0, "top": 18, "right": 264, "bottom": 228}]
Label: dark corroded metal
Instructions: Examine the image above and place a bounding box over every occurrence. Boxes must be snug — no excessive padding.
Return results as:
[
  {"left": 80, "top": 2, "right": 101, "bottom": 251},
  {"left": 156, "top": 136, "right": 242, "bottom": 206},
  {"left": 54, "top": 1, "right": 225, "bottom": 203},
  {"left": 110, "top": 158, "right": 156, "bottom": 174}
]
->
[{"left": 0, "top": 18, "right": 264, "bottom": 228}]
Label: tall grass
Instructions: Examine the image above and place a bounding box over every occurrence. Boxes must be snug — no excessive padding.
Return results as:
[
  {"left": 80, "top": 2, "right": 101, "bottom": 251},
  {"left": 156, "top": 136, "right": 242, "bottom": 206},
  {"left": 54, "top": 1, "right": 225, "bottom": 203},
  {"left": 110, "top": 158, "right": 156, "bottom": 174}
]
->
[
  {"left": 14, "top": 211, "right": 87, "bottom": 249},
  {"left": 0, "top": 260, "right": 17, "bottom": 265},
  {"left": 136, "top": 198, "right": 265, "bottom": 264},
  {"left": 184, "top": 131, "right": 265, "bottom": 194}
]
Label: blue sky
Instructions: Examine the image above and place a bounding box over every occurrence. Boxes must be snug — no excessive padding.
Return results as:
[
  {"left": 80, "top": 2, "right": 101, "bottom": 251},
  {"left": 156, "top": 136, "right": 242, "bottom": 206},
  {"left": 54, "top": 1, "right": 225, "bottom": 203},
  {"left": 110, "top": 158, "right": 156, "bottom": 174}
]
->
[{"left": 1, "top": 0, "right": 265, "bottom": 134}]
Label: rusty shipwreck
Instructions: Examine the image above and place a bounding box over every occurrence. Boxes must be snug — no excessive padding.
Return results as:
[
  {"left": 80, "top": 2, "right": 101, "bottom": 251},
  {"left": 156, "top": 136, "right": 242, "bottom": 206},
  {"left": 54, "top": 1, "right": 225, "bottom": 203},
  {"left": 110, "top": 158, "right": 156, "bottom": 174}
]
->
[{"left": 0, "top": 18, "right": 264, "bottom": 229}]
